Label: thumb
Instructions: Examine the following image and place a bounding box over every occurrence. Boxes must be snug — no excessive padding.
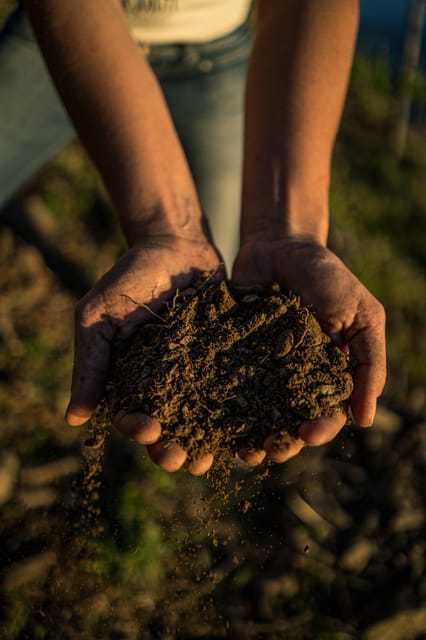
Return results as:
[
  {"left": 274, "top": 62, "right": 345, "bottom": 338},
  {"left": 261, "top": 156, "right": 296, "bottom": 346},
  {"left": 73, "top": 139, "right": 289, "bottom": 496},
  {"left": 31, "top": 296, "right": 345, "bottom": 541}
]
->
[{"left": 65, "top": 320, "right": 113, "bottom": 426}]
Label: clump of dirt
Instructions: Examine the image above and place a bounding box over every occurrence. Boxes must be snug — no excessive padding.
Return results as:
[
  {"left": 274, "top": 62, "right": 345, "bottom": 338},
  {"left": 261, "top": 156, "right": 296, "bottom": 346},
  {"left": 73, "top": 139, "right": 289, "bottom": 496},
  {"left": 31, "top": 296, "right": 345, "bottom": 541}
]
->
[{"left": 103, "top": 275, "right": 354, "bottom": 463}]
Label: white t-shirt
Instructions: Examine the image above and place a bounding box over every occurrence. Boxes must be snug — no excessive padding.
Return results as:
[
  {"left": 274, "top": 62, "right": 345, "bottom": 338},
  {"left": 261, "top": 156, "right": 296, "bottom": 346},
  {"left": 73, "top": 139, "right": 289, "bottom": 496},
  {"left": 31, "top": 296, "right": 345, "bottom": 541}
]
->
[{"left": 122, "top": 0, "right": 252, "bottom": 44}]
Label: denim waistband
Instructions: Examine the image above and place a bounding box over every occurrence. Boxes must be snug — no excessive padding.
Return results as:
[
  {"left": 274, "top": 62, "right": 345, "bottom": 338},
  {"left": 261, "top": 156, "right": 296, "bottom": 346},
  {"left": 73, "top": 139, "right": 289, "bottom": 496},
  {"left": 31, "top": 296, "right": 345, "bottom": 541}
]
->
[
  {"left": 3, "top": 6, "right": 252, "bottom": 80},
  {"left": 141, "top": 21, "right": 252, "bottom": 79}
]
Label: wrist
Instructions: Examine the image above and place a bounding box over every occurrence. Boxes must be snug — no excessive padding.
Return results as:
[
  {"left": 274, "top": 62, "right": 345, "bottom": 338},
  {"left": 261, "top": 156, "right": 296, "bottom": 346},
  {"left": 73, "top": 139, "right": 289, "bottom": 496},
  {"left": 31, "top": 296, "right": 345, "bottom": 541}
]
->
[
  {"left": 240, "top": 200, "right": 329, "bottom": 248},
  {"left": 118, "top": 191, "right": 208, "bottom": 248},
  {"left": 240, "top": 154, "right": 330, "bottom": 247}
]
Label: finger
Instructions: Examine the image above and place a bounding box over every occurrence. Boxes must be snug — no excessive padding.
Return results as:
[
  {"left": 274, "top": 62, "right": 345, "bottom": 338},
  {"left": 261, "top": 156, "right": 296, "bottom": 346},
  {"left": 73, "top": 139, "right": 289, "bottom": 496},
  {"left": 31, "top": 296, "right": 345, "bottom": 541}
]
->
[
  {"left": 113, "top": 411, "right": 161, "bottom": 444},
  {"left": 185, "top": 454, "right": 214, "bottom": 476},
  {"left": 264, "top": 432, "right": 305, "bottom": 463},
  {"left": 347, "top": 307, "right": 386, "bottom": 427},
  {"left": 350, "top": 363, "right": 383, "bottom": 426},
  {"left": 147, "top": 440, "right": 187, "bottom": 472},
  {"left": 329, "top": 332, "right": 350, "bottom": 353},
  {"left": 65, "top": 318, "right": 114, "bottom": 426},
  {"left": 298, "top": 411, "right": 347, "bottom": 446},
  {"left": 238, "top": 447, "right": 266, "bottom": 466}
]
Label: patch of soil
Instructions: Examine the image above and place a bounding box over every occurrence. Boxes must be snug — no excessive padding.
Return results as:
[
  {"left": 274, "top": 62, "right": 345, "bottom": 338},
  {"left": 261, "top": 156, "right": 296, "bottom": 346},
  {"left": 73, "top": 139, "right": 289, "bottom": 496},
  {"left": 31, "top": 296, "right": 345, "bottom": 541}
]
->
[{"left": 105, "top": 275, "right": 354, "bottom": 462}]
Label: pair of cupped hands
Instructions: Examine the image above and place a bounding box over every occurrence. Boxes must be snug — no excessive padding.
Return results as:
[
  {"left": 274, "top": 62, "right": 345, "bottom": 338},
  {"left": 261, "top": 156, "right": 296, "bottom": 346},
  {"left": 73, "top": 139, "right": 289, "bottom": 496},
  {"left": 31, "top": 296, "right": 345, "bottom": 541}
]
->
[{"left": 65, "top": 229, "right": 386, "bottom": 475}]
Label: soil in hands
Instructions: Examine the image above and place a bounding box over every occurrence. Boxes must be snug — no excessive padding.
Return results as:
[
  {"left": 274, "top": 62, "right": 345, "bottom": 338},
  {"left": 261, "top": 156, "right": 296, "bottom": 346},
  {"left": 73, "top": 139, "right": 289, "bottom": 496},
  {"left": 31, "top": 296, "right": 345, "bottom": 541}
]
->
[{"left": 101, "top": 274, "right": 354, "bottom": 464}]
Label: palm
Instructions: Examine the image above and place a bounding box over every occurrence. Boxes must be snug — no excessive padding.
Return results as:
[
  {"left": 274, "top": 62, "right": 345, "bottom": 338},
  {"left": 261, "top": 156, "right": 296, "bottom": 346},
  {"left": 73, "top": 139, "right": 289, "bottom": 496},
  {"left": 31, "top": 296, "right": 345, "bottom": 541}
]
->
[
  {"left": 232, "top": 238, "right": 386, "bottom": 455},
  {"left": 65, "top": 236, "right": 222, "bottom": 474},
  {"left": 77, "top": 238, "right": 222, "bottom": 342}
]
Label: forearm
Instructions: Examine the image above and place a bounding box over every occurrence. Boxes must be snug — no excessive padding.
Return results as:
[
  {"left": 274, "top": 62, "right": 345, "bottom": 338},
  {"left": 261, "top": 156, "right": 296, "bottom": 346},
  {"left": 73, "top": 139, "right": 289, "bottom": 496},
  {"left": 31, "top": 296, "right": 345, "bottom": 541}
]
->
[
  {"left": 241, "top": 0, "right": 359, "bottom": 246},
  {"left": 25, "top": 0, "right": 203, "bottom": 245}
]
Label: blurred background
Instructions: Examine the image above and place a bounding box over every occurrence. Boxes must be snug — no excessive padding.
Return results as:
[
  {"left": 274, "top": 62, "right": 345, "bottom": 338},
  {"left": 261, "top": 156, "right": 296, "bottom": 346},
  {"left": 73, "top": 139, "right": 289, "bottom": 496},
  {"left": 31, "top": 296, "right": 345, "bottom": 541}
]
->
[{"left": 0, "top": 1, "right": 425, "bottom": 639}]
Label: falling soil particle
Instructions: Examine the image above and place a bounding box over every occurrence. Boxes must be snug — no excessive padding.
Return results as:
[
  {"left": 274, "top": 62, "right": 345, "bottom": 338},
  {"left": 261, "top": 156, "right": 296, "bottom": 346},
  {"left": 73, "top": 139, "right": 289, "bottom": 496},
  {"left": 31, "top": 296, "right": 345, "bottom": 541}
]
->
[{"left": 101, "top": 274, "right": 354, "bottom": 464}]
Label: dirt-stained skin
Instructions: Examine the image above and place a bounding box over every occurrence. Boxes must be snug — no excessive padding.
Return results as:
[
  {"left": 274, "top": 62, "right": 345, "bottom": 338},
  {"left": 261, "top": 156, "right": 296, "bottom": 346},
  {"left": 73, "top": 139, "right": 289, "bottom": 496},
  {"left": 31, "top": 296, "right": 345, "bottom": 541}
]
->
[{"left": 106, "top": 275, "right": 354, "bottom": 462}]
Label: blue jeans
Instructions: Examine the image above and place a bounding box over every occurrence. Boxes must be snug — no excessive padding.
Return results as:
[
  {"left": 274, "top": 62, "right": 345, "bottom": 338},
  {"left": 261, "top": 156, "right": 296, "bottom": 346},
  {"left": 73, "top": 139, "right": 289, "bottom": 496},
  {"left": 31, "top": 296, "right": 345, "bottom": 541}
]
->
[{"left": 0, "top": 7, "right": 251, "bottom": 269}]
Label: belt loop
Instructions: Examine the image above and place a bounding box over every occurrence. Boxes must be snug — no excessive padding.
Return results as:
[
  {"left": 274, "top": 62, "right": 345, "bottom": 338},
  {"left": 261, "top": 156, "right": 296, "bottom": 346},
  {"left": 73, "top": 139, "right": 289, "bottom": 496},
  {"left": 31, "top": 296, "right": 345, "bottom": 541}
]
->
[{"left": 181, "top": 44, "right": 200, "bottom": 65}]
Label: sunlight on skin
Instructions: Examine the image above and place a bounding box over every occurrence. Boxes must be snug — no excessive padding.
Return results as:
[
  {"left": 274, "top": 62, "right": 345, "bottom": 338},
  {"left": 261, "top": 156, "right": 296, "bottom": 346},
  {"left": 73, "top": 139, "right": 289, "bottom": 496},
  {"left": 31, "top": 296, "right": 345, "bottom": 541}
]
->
[
  {"left": 65, "top": 410, "right": 92, "bottom": 427},
  {"left": 114, "top": 415, "right": 212, "bottom": 475},
  {"left": 113, "top": 411, "right": 162, "bottom": 444},
  {"left": 147, "top": 440, "right": 187, "bottom": 472},
  {"left": 186, "top": 454, "right": 214, "bottom": 476},
  {"left": 263, "top": 433, "right": 305, "bottom": 463},
  {"left": 238, "top": 447, "right": 266, "bottom": 466},
  {"left": 350, "top": 377, "right": 378, "bottom": 427},
  {"left": 112, "top": 411, "right": 349, "bottom": 472},
  {"left": 298, "top": 411, "right": 347, "bottom": 446}
]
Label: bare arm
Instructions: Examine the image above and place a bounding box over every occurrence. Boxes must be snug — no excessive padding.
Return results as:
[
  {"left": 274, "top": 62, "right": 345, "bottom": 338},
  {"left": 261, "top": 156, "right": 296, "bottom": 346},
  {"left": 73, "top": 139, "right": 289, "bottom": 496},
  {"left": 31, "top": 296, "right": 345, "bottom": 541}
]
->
[
  {"left": 24, "top": 0, "right": 204, "bottom": 244},
  {"left": 24, "top": 0, "right": 386, "bottom": 469},
  {"left": 25, "top": 0, "right": 221, "bottom": 475},
  {"left": 233, "top": 0, "right": 386, "bottom": 459},
  {"left": 241, "top": 0, "right": 359, "bottom": 245}
]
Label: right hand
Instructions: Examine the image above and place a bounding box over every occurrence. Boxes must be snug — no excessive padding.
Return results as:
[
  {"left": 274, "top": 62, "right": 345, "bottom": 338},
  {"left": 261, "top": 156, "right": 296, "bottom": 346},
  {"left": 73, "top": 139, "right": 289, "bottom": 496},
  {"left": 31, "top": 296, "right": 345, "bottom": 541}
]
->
[
  {"left": 65, "top": 232, "right": 223, "bottom": 475},
  {"left": 232, "top": 235, "right": 387, "bottom": 464}
]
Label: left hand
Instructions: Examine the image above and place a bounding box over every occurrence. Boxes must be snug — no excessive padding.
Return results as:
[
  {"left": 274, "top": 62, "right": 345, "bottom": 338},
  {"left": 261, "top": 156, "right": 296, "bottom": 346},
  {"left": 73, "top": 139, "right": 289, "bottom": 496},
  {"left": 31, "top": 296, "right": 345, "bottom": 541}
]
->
[
  {"left": 65, "top": 233, "right": 223, "bottom": 475},
  {"left": 232, "top": 236, "right": 386, "bottom": 465}
]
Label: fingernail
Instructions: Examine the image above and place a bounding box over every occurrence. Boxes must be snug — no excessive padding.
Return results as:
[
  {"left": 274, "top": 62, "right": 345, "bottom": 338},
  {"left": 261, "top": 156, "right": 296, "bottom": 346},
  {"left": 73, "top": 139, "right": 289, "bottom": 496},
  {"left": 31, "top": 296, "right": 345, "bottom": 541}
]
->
[
  {"left": 361, "top": 410, "right": 375, "bottom": 428},
  {"left": 65, "top": 404, "right": 91, "bottom": 426}
]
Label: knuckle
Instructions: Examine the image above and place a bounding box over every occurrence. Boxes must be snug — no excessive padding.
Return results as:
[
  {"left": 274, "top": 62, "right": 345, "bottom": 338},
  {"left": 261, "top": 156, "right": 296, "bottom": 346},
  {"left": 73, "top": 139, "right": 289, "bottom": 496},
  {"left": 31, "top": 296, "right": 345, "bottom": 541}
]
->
[
  {"left": 74, "top": 298, "right": 98, "bottom": 328},
  {"left": 73, "top": 299, "right": 85, "bottom": 323},
  {"left": 363, "top": 295, "right": 386, "bottom": 332},
  {"left": 373, "top": 300, "right": 386, "bottom": 325}
]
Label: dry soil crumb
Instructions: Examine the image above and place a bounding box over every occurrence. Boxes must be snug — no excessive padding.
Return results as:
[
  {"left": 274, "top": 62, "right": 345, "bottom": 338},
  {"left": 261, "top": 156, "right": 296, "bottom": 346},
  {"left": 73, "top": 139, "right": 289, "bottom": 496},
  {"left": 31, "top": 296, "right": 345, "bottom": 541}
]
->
[{"left": 101, "top": 275, "right": 354, "bottom": 464}]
